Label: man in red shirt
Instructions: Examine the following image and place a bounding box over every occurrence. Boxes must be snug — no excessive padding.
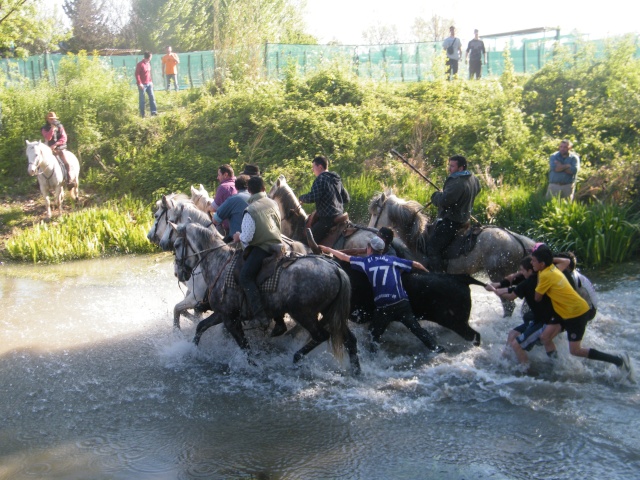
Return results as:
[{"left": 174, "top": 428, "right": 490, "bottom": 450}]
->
[{"left": 135, "top": 52, "right": 157, "bottom": 117}]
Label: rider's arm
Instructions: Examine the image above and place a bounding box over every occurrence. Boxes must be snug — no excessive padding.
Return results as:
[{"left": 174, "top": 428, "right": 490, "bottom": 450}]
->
[{"left": 234, "top": 213, "right": 255, "bottom": 248}]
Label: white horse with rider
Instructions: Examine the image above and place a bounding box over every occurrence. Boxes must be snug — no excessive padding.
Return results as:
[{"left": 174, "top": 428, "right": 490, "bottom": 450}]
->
[{"left": 25, "top": 140, "right": 80, "bottom": 218}]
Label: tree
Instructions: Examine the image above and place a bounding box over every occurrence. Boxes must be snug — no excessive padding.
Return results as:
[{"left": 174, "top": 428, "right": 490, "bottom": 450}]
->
[
  {"left": 361, "top": 23, "right": 399, "bottom": 45},
  {"left": 63, "top": 0, "right": 116, "bottom": 51},
  {"left": 1, "top": 0, "right": 68, "bottom": 56},
  {"left": 411, "top": 14, "right": 453, "bottom": 43}
]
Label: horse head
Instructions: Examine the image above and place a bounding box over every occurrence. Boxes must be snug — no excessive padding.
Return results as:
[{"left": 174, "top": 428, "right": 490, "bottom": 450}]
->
[
  {"left": 190, "top": 184, "right": 212, "bottom": 213},
  {"left": 173, "top": 222, "right": 225, "bottom": 282},
  {"left": 368, "top": 192, "right": 428, "bottom": 254},
  {"left": 25, "top": 140, "right": 43, "bottom": 176},
  {"left": 268, "top": 175, "right": 308, "bottom": 239}
]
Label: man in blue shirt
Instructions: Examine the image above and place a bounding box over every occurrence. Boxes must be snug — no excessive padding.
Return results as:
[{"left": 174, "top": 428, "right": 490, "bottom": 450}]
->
[
  {"left": 214, "top": 175, "right": 251, "bottom": 243},
  {"left": 321, "top": 236, "right": 445, "bottom": 354},
  {"left": 546, "top": 140, "right": 580, "bottom": 201}
]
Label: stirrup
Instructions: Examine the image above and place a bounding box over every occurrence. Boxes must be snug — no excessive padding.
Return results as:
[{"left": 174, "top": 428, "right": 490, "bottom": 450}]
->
[{"left": 305, "top": 228, "right": 321, "bottom": 255}]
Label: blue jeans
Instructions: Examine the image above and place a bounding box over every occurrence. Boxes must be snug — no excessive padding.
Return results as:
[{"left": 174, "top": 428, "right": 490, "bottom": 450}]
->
[{"left": 139, "top": 83, "right": 157, "bottom": 117}]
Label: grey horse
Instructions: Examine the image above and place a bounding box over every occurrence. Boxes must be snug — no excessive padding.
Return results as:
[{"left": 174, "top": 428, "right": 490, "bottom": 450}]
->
[{"left": 172, "top": 222, "right": 361, "bottom": 374}]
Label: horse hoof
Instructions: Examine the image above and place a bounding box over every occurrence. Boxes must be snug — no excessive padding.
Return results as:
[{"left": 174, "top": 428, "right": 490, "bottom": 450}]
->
[
  {"left": 270, "top": 323, "right": 287, "bottom": 337},
  {"left": 293, "top": 352, "right": 304, "bottom": 363}
]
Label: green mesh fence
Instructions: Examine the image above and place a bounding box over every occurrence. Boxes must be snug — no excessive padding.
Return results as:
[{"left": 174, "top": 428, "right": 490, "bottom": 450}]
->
[
  {"left": 0, "top": 51, "right": 216, "bottom": 90},
  {"left": 2, "top": 35, "right": 638, "bottom": 88}
]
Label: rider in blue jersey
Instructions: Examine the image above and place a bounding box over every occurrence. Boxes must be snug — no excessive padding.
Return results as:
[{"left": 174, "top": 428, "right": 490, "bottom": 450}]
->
[{"left": 321, "top": 236, "right": 445, "bottom": 354}]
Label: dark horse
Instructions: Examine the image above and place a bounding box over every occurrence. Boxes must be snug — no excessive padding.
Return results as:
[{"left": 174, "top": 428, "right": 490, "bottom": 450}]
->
[
  {"left": 172, "top": 222, "right": 361, "bottom": 375},
  {"left": 368, "top": 192, "right": 536, "bottom": 316},
  {"left": 339, "top": 260, "right": 485, "bottom": 347}
]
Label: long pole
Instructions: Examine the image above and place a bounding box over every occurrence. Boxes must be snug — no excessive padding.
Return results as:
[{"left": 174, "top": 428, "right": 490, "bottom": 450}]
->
[{"left": 390, "top": 149, "right": 440, "bottom": 191}]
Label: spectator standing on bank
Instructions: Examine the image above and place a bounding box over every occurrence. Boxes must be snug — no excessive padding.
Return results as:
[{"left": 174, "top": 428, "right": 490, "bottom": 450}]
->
[
  {"left": 161, "top": 46, "right": 180, "bottom": 92},
  {"left": 466, "top": 29, "right": 487, "bottom": 79},
  {"left": 442, "top": 26, "right": 462, "bottom": 80},
  {"left": 546, "top": 140, "right": 580, "bottom": 201},
  {"left": 135, "top": 52, "right": 157, "bottom": 117}
]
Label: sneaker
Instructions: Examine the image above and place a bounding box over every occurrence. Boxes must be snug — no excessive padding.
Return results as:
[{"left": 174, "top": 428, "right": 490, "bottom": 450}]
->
[{"left": 619, "top": 353, "right": 636, "bottom": 383}]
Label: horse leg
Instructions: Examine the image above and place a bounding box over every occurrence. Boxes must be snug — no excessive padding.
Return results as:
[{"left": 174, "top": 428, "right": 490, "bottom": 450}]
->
[
  {"left": 344, "top": 328, "right": 361, "bottom": 375},
  {"left": 174, "top": 293, "right": 202, "bottom": 329},
  {"left": 270, "top": 315, "right": 287, "bottom": 337},
  {"left": 40, "top": 184, "right": 52, "bottom": 218},
  {"left": 193, "top": 312, "right": 224, "bottom": 345},
  {"left": 55, "top": 185, "right": 64, "bottom": 215},
  {"left": 292, "top": 316, "right": 330, "bottom": 363},
  {"left": 223, "top": 316, "right": 251, "bottom": 352}
]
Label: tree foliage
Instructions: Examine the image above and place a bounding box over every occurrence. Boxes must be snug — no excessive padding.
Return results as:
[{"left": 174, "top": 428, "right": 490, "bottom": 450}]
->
[
  {"left": 1, "top": 0, "right": 69, "bottom": 56},
  {"left": 411, "top": 14, "right": 453, "bottom": 43}
]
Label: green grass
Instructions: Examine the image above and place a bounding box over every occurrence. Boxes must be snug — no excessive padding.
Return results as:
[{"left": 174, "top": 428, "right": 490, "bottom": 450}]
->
[
  {"left": 531, "top": 197, "right": 640, "bottom": 267},
  {"left": 5, "top": 196, "right": 158, "bottom": 263}
]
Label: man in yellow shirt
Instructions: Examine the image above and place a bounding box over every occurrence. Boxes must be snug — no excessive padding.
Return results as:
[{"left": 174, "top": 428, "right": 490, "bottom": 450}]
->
[
  {"left": 531, "top": 244, "right": 634, "bottom": 381},
  {"left": 161, "top": 46, "right": 180, "bottom": 92}
]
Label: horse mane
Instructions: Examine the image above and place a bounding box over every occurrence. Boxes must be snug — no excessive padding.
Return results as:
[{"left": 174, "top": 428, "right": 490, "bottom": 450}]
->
[
  {"left": 374, "top": 192, "right": 429, "bottom": 253},
  {"left": 182, "top": 221, "right": 224, "bottom": 248},
  {"left": 178, "top": 201, "right": 211, "bottom": 226},
  {"left": 270, "top": 183, "right": 304, "bottom": 217}
]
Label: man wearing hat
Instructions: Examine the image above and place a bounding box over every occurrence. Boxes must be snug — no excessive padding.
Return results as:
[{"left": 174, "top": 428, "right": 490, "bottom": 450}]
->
[
  {"left": 41, "top": 112, "right": 72, "bottom": 184},
  {"left": 320, "top": 237, "right": 445, "bottom": 354},
  {"left": 241, "top": 164, "right": 260, "bottom": 176}
]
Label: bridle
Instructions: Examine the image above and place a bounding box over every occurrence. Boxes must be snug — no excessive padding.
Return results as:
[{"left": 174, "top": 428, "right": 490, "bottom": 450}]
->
[
  {"left": 151, "top": 204, "right": 169, "bottom": 242},
  {"left": 173, "top": 228, "right": 227, "bottom": 280},
  {"left": 28, "top": 144, "right": 56, "bottom": 181},
  {"left": 371, "top": 196, "right": 387, "bottom": 229}
]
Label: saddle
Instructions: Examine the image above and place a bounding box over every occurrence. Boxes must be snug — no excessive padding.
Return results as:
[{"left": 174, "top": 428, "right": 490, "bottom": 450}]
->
[
  {"left": 225, "top": 245, "right": 298, "bottom": 293},
  {"left": 426, "top": 222, "right": 484, "bottom": 260},
  {"left": 305, "top": 211, "right": 355, "bottom": 249}
]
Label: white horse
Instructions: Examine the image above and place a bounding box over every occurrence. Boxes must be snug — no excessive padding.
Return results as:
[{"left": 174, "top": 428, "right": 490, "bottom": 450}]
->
[
  {"left": 147, "top": 193, "right": 212, "bottom": 328},
  {"left": 190, "top": 184, "right": 213, "bottom": 214},
  {"left": 26, "top": 140, "right": 80, "bottom": 218}
]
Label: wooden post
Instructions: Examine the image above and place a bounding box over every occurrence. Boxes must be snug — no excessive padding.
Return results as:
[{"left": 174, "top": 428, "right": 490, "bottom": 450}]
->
[{"left": 188, "top": 54, "right": 193, "bottom": 88}]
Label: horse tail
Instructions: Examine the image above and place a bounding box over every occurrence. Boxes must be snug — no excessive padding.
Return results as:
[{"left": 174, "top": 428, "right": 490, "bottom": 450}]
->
[{"left": 326, "top": 265, "right": 351, "bottom": 360}]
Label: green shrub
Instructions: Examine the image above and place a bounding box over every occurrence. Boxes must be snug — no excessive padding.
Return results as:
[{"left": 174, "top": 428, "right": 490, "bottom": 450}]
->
[
  {"left": 530, "top": 197, "right": 640, "bottom": 267},
  {"left": 5, "top": 196, "right": 156, "bottom": 263}
]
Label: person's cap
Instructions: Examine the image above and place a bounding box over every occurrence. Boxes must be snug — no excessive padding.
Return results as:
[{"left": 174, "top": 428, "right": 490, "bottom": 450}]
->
[
  {"left": 46, "top": 111, "right": 58, "bottom": 120},
  {"left": 368, "top": 236, "right": 385, "bottom": 252},
  {"left": 531, "top": 242, "right": 545, "bottom": 252},
  {"left": 241, "top": 164, "right": 260, "bottom": 176}
]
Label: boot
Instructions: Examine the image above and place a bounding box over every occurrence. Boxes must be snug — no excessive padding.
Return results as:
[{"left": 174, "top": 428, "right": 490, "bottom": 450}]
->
[
  {"left": 57, "top": 150, "right": 72, "bottom": 185},
  {"left": 243, "top": 284, "right": 270, "bottom": 327},
  {"left": 305, "top": 228, "right": 321, "bottom": 255}
]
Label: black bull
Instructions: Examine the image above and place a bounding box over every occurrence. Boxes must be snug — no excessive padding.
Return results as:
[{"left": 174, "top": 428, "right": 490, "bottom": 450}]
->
[{"left": 340, "top": 261, "right": 485, "bottom": 346}]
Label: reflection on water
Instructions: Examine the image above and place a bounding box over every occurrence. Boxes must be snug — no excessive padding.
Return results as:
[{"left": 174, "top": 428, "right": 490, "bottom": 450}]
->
[{"left": 1, "top": 256, "right": 639, "bottom": 480}]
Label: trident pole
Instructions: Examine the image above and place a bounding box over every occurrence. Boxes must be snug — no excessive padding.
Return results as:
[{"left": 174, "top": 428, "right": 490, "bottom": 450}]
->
[{"left": 390, "top": 149, "right": 441, "bottom": 191}]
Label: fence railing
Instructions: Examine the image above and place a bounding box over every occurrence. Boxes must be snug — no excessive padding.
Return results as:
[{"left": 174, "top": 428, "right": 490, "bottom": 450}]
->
[{"left": 1, "top": 35, "right": 637, "bottom": 88}]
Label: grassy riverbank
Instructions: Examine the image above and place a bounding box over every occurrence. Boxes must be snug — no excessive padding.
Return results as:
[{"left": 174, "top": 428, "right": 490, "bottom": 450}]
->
[{"left": 1, "top": 40, "right": 640, "bottom": 265}]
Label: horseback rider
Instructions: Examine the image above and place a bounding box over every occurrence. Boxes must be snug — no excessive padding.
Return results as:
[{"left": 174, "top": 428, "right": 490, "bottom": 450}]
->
[
  {"left": 299, "top": 156, "right": 350, "bottom": 246},
  {"left": 232, "top": 176, "right": 283, "bottom": 326},
  {"left": 427, "top": 155, "right": 481, "bottom": 273},
  {"left": 41, "top": 112, "right": 72, "bottom": 184}
]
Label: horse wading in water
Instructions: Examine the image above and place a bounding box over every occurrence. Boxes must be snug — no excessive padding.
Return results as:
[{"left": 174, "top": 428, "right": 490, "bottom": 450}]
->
[
  {"left": 147, "top": 193, "right": 213, "bottom": 328},
  {"left": 26, "top": 140, "right": 80, "bottom": 218},
  {"left": 368, "top": 192, "right": 536, "bottom": 316},
  {"left": 172, "top": 222, "right": 361, "bottom": 374}
]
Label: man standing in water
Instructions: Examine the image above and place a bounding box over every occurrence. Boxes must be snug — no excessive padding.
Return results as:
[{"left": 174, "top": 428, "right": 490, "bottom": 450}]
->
[
  {"left": 532, "top": 244, "right": 634, "bottom": 381},
  {"left": 321, "top": 236, "right": 445, "bottom": 354}
]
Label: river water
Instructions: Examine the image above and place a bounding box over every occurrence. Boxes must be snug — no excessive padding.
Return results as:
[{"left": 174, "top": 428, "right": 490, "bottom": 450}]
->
[{"left": 1, "top": 254, "right": 638, "bottom": 479}]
